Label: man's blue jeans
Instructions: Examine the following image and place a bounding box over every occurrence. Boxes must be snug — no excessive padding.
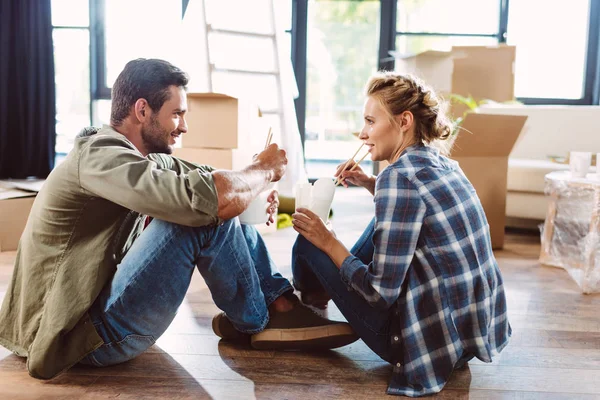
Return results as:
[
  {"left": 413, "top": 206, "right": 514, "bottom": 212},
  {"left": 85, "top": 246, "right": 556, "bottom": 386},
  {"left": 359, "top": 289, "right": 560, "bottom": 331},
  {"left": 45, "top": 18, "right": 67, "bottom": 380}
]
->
[
  {"left": 292, "top": 218, "right": 395, "bottom": 363},
  {"left": 81, "top": 217, "right": 292, "bottom": 367}
]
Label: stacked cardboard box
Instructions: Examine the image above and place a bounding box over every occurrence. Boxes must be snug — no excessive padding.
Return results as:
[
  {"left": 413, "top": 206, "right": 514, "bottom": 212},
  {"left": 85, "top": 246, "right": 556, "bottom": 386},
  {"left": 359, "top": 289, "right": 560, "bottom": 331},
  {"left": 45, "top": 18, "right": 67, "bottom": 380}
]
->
[
  {"left": 388, "top": 45, "right": 525, "bottom": 249},
  {"left": 395, "top": 45, "right": 516, "bottom": 117},
  {"left": 174, "top": 92, "right": 277, "bottom": 234},
  {"left": 174, "top": 93, "right": 265, "bottom": 169},
  {"left": 0, "top": 180, "right": 44, "bottom": 252}
]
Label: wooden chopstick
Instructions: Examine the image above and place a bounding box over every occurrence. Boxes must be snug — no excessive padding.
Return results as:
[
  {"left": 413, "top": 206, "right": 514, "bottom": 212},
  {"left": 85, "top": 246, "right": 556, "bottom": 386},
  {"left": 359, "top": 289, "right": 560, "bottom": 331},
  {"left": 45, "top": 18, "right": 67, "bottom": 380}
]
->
[
  {"left": 264, "top": 127, "right": 273, "bottom": 150},
  {"left": 334, "top": 142, "right": 364, "bottom": 186},
  {"left": 335, "top": 152, "right": 369, "bottom": 186}
]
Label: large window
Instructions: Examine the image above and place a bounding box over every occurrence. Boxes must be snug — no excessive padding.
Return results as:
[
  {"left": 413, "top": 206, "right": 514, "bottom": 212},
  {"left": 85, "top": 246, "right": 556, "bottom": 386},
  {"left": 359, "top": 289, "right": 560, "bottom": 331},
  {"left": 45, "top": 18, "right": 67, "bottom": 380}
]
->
[
  {"left": 91, "top": 0, "right": 182, "bottom": 125},
  {"left": 303, "top": 0, "right": 380, "bottom": 177},
  {"left": 395, "top": 0, "right": 500, "bottom": 55},
  {"left": 51, "top": 0, "right": 91, "bottom": 156},
  {"left": 386, "top": 0, "right": 600, "bottom": 106},
  {"left": 507, "top": 0, "right": 592, "bottom": 100},
  {"left": 59, "top": 0, "right": 600, "bottom": 175}
]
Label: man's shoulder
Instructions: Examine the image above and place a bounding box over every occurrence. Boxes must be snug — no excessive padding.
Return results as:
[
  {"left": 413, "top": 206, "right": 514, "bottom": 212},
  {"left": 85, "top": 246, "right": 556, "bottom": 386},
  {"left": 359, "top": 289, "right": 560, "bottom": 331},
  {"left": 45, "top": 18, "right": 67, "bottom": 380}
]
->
[
  {"left": 73, "top": 125, "right": 137, "bottom": 154},
  {"left": 75, "top": 126, "right": 101, "bottom": 138}
]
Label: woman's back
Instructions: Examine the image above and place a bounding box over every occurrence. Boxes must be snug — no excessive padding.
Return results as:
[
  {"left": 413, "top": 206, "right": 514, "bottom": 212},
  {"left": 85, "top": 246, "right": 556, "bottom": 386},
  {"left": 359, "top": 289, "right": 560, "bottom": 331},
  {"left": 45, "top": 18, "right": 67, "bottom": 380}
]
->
[{"left": 378, "top": 143, "right": 511, "bottom": 395}]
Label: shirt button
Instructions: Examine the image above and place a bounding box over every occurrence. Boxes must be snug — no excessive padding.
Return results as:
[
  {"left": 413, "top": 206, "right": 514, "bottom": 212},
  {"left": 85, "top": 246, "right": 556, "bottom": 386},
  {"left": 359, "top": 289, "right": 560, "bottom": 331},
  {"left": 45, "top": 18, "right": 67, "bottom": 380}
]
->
[
  {"left": 396, "top": 362, "right": 401, "bottom": 367},
  {"left": 394, "top": 336, "right": 399, "bottom": 341}
]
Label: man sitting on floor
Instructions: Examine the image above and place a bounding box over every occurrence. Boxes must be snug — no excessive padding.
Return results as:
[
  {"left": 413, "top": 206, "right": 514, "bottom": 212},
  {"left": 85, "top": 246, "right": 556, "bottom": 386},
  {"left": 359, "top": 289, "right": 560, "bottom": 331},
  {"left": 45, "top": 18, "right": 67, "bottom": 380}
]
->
[{"left": 0, "top": 58, "right": 357, "bottom": 379}]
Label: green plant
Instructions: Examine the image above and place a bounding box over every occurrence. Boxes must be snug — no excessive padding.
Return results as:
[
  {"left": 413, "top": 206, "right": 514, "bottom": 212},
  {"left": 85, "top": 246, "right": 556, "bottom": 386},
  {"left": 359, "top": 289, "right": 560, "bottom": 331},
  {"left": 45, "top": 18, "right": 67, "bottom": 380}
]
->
[
  {"left": 448, "top": 94, "right": 523, "bottom": 134},
  {"left": 448, "top": 94, "right": 481, "bottom": 134}
]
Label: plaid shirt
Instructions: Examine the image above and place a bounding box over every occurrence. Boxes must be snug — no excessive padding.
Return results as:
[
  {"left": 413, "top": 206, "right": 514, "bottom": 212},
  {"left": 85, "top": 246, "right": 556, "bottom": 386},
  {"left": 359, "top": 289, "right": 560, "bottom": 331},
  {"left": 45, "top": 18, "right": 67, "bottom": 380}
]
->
[{"left": 340, "top": 144, "right": 511, "bottom": 397}]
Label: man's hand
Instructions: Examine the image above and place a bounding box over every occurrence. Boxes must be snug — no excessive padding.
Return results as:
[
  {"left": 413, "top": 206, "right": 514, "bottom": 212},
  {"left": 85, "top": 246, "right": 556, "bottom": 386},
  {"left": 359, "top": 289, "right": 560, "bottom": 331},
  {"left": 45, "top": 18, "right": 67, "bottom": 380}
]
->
[
  {"left": 266, "top": 189, "right": 279, "bottom": 226},
  {"left": 254, "top": 144, "right": 288, "bottom": 182}
]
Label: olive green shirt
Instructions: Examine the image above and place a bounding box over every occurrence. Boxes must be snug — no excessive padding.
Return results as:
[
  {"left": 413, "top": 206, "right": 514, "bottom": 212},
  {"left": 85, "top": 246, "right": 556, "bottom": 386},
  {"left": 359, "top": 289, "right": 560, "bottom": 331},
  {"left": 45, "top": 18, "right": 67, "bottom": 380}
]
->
[{"left": 0, "top": 125, "right": 220, "bottom": 379}]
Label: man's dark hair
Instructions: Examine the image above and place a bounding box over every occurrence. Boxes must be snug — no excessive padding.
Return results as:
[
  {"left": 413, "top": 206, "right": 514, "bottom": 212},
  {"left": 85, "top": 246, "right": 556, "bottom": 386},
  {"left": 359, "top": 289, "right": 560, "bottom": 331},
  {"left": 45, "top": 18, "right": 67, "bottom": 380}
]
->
[{"left": 110, "top": 58, "right": 189, "bottom": 126}]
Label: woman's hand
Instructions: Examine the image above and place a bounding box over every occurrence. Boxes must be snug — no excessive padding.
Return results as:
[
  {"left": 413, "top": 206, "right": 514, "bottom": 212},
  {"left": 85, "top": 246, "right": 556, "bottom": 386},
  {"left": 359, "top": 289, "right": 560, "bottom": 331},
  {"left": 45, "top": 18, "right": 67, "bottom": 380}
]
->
[
  {"left": 292, "top": 208, "right": 336, "bottom": 253},
  {"left": 266, "top": 189, "right": 279, "bottom": 226},
  {"left": 334, "top": 161, "right": 376, "bottom": 195}
]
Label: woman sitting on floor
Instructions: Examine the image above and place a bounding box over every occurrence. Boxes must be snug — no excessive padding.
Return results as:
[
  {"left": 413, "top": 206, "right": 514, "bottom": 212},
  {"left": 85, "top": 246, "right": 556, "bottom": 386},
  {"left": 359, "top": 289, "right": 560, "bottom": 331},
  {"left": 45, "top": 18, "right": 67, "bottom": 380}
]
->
[{"left": 291, "top": 71, "right": 511, "bottom": 397}]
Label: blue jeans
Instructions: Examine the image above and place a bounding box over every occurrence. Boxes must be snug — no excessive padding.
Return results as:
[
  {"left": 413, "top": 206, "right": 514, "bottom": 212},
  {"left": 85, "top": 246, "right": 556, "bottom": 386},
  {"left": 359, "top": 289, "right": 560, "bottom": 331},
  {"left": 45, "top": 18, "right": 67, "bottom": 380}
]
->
[
  {"left": 81, "top": 218, "right": 292, "bottom": 367},
  {"left": 292, "top": 218, "right": 395, "bottom": 363}
]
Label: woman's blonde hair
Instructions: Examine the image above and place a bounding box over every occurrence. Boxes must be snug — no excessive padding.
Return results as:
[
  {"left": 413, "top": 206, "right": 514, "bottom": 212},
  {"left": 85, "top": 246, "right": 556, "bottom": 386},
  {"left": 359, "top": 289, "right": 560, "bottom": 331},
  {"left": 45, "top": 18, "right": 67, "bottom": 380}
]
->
[{"left": 365, "top": 71, "right": 454, "bottom": 154}]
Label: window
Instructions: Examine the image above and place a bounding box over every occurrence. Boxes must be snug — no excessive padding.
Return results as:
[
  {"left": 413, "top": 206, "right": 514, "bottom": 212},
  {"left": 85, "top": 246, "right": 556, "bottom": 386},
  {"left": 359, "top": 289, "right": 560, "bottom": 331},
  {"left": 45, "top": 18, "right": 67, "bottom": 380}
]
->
[
  {"left": 79, "top": 0, "right": 600, "bottom": 174},
  {"left": 384, "top": 0, "right": 600, "bottom": 105},
  {"left": 507, "top": 0, "right": 591, "bottom": 101},
  {"left": 303, "top": 0, "right": 380, "bottom": 177},
  {"left": 397, "top": 0, "right": 499, "bottom": 35},
  {"left": 103, "top": 0, "right": 182, "bottom": 88},
  {"left": 90, "top": 0, "right": 183, "bottom": 124},
  {"left": 51, "top": 0, "right": 91, "bottom": 156},
  {"left": 395, "top": 0, "right": 500, "bottom": 57}
]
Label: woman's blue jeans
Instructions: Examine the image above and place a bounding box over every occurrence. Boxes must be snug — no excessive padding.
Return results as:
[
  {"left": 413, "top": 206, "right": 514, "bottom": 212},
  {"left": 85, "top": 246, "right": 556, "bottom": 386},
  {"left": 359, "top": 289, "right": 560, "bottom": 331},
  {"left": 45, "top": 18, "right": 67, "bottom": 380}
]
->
[
  {"left": 81, "top": 217, "right": 292, "bottom": 367},
  {"left": 292, "top": 218, "right": 395, "bottom": 363}
]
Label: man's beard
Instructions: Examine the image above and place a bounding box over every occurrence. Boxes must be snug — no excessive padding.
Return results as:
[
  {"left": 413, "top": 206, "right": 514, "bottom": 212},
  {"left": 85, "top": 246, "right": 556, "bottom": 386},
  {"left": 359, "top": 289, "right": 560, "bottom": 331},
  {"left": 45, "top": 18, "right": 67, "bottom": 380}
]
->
[{"left": 141, "top": 115, "right": 173, "bottom": 154}]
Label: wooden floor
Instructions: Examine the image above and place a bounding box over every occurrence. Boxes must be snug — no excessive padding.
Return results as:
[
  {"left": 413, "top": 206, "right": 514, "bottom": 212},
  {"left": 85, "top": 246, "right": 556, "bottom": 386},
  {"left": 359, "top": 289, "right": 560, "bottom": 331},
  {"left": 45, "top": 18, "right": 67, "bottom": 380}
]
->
[{"left": 2, "top": 187, "right": 600, "bottom": 399}]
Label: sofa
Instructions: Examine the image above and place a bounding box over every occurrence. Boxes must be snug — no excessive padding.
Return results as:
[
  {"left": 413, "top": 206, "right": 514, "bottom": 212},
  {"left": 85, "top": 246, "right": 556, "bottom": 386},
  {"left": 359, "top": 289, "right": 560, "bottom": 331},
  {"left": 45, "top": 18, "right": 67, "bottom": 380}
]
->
[{"left": 477, "top": 105, "right": 600, "bottom": 225}]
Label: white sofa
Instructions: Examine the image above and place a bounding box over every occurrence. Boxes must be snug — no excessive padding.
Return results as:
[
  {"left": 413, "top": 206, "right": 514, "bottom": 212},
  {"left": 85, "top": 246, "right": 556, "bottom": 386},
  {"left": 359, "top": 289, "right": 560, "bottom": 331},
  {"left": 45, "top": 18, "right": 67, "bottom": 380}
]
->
[{"left": 478, "top": 105, "right": 600, "bottom": 224}]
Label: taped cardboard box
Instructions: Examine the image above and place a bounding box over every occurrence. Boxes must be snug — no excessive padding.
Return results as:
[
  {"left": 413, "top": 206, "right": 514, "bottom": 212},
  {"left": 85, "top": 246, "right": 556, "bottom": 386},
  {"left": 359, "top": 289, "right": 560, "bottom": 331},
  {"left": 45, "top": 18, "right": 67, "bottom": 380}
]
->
[
  {"left": 0, "top": 189, "right": 35, "bottom": 252},
  {"left": 172, "top": 147, "right": 253, "bottom": 170},
  {"left": 394, "top": 45, "right": 516, "bottom": 117},
  {"left": 451, "top": 113, "right": 527, "bottom": 249},
  {"left": 0, "top": 180, "right": 44, "bottom": 252},
  {"left": 183, "top": 92, "right": 263, "bottom": 149},
  {"left": 451, "top": 45, "right": 515, "bottom": 105}
]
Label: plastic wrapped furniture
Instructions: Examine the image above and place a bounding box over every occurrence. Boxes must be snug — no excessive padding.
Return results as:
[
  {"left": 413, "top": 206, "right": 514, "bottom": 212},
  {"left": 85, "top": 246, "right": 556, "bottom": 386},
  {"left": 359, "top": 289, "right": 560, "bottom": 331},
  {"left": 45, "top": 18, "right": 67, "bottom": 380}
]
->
[{"left": 540, "top": 171, "right": 600, "bottom": 293}]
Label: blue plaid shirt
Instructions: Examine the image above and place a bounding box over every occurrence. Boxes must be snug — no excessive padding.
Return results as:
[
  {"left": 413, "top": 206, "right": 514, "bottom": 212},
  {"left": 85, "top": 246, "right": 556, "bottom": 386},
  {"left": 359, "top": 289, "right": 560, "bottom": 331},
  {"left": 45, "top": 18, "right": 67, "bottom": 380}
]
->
[{"left": 340, "top": 144, "right": 511, "bottom": 397}]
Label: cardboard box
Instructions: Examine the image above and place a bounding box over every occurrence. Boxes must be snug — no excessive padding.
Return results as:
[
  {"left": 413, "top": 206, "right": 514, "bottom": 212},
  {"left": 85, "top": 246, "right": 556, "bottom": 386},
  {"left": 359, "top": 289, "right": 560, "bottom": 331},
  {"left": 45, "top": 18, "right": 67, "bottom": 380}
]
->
[
  {"left": 172, "top": 147, "right": 253, "bottom": 170},
  {"left": 0, "top": 190, "right": 36, "bottom": 252},
  {"left": 183, "top": 92, "right": 263, "bottom": 149},
  {"left": 451, "top": 45, "right": 516, "bottom": 105},
  {"left": 394, "top": 49, "right": 460, "bottom": 95},
  {"left": 394, "top": 45, "right": 516, "bottom": 117},
  {"left": 451, "top": 113, "right": 527, "bottom": 249}
]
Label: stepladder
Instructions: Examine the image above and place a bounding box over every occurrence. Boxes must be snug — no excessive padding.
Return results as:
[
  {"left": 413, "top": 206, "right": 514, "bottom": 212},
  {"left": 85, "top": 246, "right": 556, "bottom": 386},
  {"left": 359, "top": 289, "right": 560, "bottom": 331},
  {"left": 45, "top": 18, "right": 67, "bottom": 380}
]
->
[{"left": 181, "top": 0, "right": 306, "bottom": 197}]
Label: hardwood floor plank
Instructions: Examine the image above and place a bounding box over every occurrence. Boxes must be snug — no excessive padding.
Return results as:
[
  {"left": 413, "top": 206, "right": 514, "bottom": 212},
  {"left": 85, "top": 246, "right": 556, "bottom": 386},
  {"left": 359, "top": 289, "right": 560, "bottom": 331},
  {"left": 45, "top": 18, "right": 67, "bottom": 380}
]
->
[
  {"left": 0, "top": 370, "right": 97, "bottom": 400},
  {"left": 151, "top": 334, "right": 275, "bottom": 359},
  {"left": 468, "top": 345, "right": 600, "bottom": 370},
  {"left": 506, "top": 329, "right": 564, "bottom": 349},
  {"left": 508, "top": 313, "right": 600, "bottom": 332},
  {"left": 549, "top": 330, "right": 600, "bottom": 349},
  {"left": 447, "top": 364, "right": 600, "bottom": 394}
]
